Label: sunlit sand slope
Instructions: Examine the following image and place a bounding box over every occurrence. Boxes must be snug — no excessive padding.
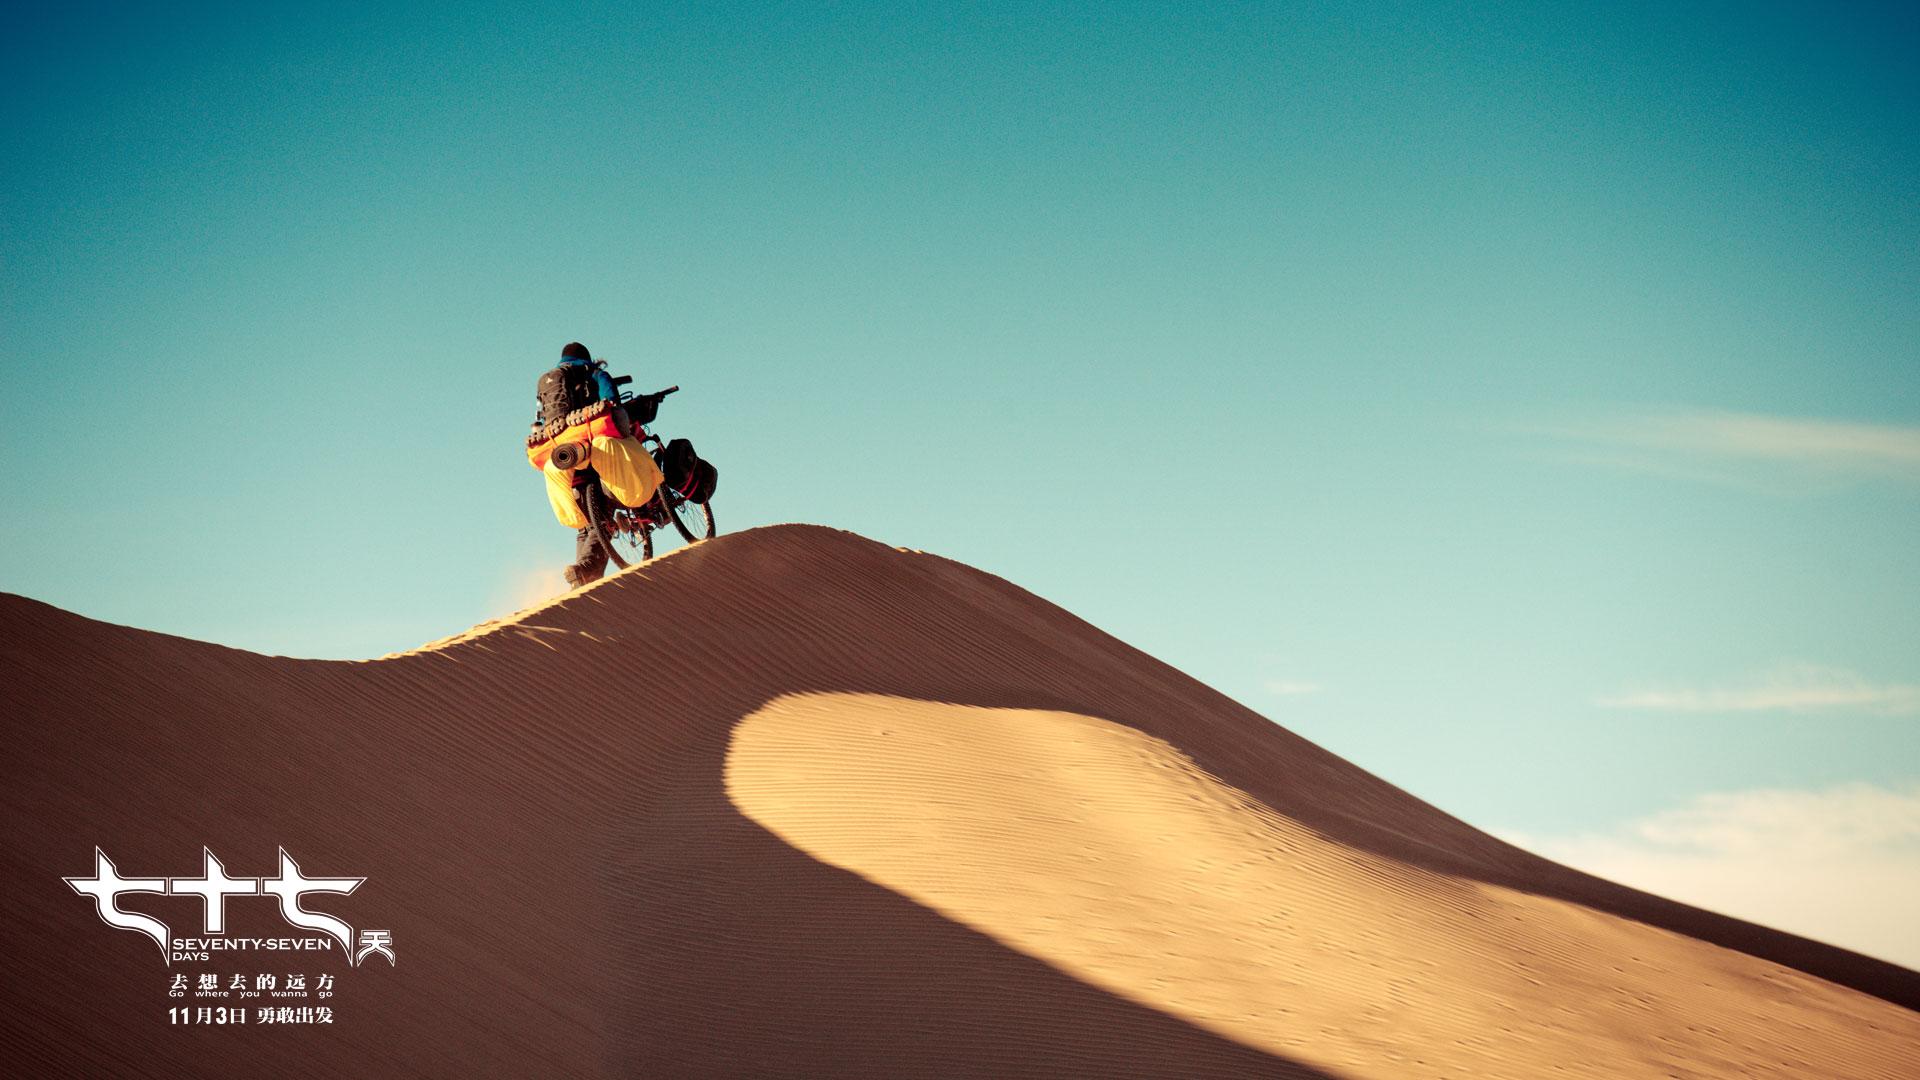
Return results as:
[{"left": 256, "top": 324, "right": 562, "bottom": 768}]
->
[
  {"left": 2, "top": 525, "right": 1915, "bottom": 1078},
  {"left": 731, "top": 694, "right": 1916, "bottom": 1078}
]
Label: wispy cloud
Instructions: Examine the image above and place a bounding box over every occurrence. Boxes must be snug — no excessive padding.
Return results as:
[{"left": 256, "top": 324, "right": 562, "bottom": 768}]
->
[
  {"left": 1545, "top": 409, "right": 1920, "bottom": 486},
  {"left": 1263, "top": 679, "right": 1323, "bottom": 697},
  {"left": 1499, "top": 783, "right": 1920, "bottom": 969},
  {"left": 1599, "top": 664, "right": 1920, "bottom": 717}
]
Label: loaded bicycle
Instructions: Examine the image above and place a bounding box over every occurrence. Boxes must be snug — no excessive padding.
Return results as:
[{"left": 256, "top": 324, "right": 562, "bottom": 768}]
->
[{"left": 583, "top": 383, "right": 716, "bottom": 566}]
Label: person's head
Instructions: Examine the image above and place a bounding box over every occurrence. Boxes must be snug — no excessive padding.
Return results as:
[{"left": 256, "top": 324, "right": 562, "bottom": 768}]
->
[{"left": 560, "top": 341, "right": 591, "bottom": 362}]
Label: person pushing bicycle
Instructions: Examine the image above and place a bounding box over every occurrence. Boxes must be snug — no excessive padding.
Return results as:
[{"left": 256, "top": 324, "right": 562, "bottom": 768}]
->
[{"left": 529, "top": 341, "right": 717, "bottom": 589}]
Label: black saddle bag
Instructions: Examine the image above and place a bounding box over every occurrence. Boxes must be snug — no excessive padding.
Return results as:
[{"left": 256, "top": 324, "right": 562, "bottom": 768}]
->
[{"left": 662, "top": 438, "right": 719, "bottom": 503}]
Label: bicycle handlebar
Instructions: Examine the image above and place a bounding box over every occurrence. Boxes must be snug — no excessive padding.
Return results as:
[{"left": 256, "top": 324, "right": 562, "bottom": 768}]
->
[
  {"left": 615, "top": 384, "right": 680, "bottom": 411},
  {"left": 614, "top": 377, "right": 680, "bottom": 395},
  {"left": 609, "top": 374, "right": 676, "bottom": 396}
]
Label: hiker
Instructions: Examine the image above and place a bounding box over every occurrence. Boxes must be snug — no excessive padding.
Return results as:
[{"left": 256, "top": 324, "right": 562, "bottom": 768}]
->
[{"left": 536, "top": 342, "right": 622, "bottom": 587}]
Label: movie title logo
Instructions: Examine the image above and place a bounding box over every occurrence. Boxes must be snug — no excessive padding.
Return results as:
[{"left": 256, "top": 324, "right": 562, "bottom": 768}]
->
[{"left": 65, "top": 847, "right": 394, "bottom": 967}]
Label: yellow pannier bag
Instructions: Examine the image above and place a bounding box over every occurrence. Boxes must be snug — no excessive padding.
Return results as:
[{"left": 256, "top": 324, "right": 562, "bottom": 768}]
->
[
  {"left": 536, "top": 435, "right": 665, "bottom": 529},
  {"left": 591, "top": 435, "right": 665, "bottom": 509},
  {"left": 527, "top": 405, "right": 663, "bottom": 528},
  {"left": 543, "top": 464, "right": 589, "bottom": 529}
]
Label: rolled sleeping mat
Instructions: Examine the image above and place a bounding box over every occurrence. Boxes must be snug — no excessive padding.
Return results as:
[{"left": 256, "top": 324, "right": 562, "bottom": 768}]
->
[{"left": 549, "top": 441, "right": 591, "bottom": 471}]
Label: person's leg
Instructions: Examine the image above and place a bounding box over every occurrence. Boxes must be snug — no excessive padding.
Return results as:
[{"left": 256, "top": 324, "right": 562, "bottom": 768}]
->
[{"left": 564, "top": 526, "right": 609, "bottom": 587}]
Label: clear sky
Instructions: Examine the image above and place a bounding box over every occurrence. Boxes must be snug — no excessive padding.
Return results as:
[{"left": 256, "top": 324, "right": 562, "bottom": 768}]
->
[{"left": 3, "top": 2, "right": 1916, "bottom": 963}]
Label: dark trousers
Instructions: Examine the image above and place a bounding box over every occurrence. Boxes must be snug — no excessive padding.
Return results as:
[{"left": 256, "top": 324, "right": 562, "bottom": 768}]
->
[{"left": 570, "top": 526, "right": 610, "bottom": 585}]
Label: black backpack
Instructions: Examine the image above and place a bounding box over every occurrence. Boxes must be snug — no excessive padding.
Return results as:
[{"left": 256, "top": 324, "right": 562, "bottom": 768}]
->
[{"left": 536, "top": 364, "right": 598, "bottom": 423}]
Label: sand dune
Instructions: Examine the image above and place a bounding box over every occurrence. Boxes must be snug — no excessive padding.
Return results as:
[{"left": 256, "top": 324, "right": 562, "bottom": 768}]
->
[{"left": 2, "top": 525, "right": 1915, "bottom": 1078}]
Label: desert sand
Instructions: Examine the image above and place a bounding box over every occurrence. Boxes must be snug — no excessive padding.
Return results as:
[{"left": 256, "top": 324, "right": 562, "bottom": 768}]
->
[{"left": 2, "top": 524, "right": 1915, "bottom": 1078}]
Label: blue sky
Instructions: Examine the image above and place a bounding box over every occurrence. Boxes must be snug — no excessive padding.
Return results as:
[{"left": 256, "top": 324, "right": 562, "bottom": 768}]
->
[{"left": 3, "top": 2, "right": 1916, "bottom": 962}]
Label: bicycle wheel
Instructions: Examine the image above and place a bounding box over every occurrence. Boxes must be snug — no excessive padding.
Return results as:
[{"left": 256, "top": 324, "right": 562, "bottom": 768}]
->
[
  {"left": 660, "top": 487, "right": 716, "bottom": 545},
  {"left": 579, "top": 483, "right": 630, "bottom": 571},
  {"left": 604, "top": 507, "right": 654, "bottom": 565}
]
